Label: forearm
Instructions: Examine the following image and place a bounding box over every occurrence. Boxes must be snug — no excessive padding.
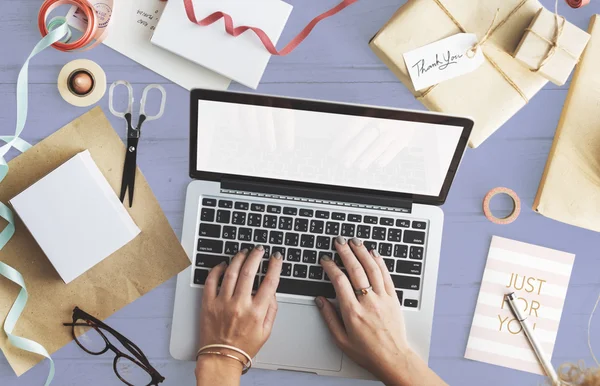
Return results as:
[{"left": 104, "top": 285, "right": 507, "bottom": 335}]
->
[
  {"left": 195, "top": 356, "right": 242, "bottom": 386},
  {"left": 381, "top": 351, "right": 447, "bottom": 386}
]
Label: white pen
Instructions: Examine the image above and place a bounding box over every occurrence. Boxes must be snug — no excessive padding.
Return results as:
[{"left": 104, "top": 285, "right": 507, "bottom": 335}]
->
[{"left": 505, "top": 292, "right": 560, "bottom": 385}]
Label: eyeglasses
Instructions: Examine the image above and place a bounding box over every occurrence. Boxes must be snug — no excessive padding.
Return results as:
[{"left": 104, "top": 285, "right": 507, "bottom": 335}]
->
[{"left": 63, "top": 307, "right": 165, "bottom": 386}]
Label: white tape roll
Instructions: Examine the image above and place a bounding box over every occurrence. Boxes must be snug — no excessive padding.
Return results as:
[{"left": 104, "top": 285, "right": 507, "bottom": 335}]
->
[{"left": 57, "top": 59, "right": 106, "bottom": 107}]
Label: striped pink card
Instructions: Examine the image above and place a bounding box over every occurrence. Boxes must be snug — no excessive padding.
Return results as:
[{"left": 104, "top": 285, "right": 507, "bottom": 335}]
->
[{"left": 465, "top": 236, "right": 575, "bottom": 374}]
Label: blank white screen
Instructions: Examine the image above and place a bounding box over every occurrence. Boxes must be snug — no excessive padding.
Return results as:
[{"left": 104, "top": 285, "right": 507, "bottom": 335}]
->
[{"left": 196, "top": 100, "right": 463, "bottom": 197}]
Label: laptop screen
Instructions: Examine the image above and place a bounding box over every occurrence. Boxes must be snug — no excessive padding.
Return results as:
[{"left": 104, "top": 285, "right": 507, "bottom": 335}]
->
[{"left": 195, "top": 99, "right": 465, "bottom": 198}]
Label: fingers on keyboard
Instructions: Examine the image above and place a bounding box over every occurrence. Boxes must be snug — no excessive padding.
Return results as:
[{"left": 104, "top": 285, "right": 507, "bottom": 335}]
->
[
  {"left": 195, "top": 198, "right": 427, "bottom": 307},
  {"left": 320, "top": 257, "right": 356, "bottom": 304},
  {"left": 256, "top": 254, "right": 283, "bottom": 304}
]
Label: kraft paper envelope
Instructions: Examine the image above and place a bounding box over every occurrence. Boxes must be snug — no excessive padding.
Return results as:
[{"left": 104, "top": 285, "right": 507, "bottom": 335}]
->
[
  {"left": 0, "top": 107, "right": 190, "bottom": 376},
  {"left": 534, "top": 15, "right": 600, "bottom": 232}
]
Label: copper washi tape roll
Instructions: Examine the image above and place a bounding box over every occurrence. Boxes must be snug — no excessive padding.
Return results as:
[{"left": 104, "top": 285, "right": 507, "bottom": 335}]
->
[
  {"left": 57, "top": 59, "right": 106, "bottom": 107},
  {"left": 565, "top": 0, "right": 590, "bottom": 8},
  {"left": 482, "top": 187, "right": 521, "bottom": 225}
]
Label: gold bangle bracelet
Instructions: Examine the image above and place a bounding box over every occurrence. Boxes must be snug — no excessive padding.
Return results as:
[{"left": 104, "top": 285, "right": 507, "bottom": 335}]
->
[
  {"left": 196, "top": 344, "right": 253, "bottom": 374},
  {"left": 196, "top": 351, "right": 251, "bottom": 374}
]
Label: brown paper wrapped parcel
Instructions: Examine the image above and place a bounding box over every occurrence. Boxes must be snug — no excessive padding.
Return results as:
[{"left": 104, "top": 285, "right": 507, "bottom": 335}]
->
[
  {"left": 370, "top": 0, "right": 549, "bottom": 148},
  {"left": 534, "top": 15, "right": 600, "bottom": 232},
  {"left": 514, "top": 7, "right": 590, "bottom": 86}
]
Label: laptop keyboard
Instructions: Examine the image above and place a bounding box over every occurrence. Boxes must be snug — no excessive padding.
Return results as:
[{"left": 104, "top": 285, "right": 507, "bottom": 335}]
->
[{"left": 191, "top": 196, "right": 428, "bottom": 309}]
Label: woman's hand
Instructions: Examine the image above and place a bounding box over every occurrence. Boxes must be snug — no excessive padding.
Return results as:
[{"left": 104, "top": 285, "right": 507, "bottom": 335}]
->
[
  {"left": 315, "top": 236, "right": 446, "bottom": 386},
  {"left": 196, "top": 247, "right": 283, "bottom": 383}
]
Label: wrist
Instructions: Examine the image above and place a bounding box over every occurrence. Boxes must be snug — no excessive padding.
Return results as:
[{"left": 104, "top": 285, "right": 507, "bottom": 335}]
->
[
  {"left": 379, "top": 349, "right": 421, "bottom": 386},
  {"left": 195, "top": 350, "right": 244, "bottom": 378}
]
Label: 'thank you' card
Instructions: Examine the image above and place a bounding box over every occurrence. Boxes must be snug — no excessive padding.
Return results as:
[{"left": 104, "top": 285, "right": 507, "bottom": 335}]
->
[{"left": 465, "top": 236, "right": 575, "bottom": 375}]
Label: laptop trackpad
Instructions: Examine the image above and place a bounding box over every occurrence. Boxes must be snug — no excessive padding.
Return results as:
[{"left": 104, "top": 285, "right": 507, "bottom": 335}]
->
[{"left": 256, "top": 302, "right": 343, "bottom": 372}]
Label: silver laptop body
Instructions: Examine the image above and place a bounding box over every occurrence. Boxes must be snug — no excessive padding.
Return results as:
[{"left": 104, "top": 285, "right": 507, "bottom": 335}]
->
[{"left": 170, "top": 90, "right": 472, "bottom": 380}]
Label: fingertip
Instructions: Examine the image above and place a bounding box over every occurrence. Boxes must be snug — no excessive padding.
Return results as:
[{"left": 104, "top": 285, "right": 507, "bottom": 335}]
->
[
  {"left": 350, "top": 237, "right": 363, "bottom": 247},
  {"left": 209, "top": 261, "right": 227, "bottom": 275},
  {"left": 319, "top": 254, "right": 333, "bottom": 264},
  {"left": 315, "top": 296, "right": 325, "bottom": 309},
  {"left": 268, "top": 253, "right": 283, "bottom": 274},
  {"left": 248, "top": 245, "right": 265, "bottom": 258},
  {"left": 334, "top": 236, "right": 347, "bottom": 246},
  {"left": 234, "top": 248, "right": 249, "bottom": 260}
]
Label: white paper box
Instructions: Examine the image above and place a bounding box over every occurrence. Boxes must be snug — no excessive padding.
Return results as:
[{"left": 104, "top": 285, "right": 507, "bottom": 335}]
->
[{"left": 10, "top": 150, "right": 141, "bottom": 284}]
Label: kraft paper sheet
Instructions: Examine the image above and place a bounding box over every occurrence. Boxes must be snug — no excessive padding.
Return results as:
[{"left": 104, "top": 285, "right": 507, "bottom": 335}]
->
[
  {"left": 370, "top": 0, "right": 549, "bottom": 148},
  {"left": 534, "top": 15, "right": 600, "bottom": 232},
  {"left": 0, "top": 107, "right": 190, "bottom": 376}
]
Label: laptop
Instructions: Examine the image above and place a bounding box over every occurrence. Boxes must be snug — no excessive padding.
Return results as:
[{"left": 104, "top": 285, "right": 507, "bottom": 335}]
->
[{"left": 170, "top": 89, "right": 473, "bottom": 380}]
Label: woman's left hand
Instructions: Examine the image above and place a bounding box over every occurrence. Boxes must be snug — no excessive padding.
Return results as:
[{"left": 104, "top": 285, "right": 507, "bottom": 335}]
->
[{"left": 198, "top": 246, "right": 283, "bottom": 362}]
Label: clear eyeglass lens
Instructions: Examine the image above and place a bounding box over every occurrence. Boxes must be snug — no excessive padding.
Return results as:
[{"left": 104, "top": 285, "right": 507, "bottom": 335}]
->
[
  {"left": 73, "top": 321, "right": 107, "bottom": 354},
  {"left": 115, "top": 356, "right": 153, "bottom": 386}
]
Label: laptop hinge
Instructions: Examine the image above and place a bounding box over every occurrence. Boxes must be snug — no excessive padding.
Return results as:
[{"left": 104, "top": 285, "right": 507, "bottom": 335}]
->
[{"left": 221, "top": 178, "right": 413, "bottom": 213}]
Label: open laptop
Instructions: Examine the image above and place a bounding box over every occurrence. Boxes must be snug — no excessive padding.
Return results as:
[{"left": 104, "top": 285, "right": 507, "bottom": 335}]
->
[{"left": 170, "top": 89, "right": 473, "bottom": 380}]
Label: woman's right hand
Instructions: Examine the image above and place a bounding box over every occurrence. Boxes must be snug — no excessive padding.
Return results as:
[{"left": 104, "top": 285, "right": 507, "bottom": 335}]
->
[{"left": 315, "top": 236, "right": 447, "bottom": 386}]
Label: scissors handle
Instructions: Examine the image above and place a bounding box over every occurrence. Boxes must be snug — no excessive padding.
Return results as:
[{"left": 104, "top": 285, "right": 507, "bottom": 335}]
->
[
  {"left": 140, "top": 84, "right": 166, "bottom": 122},
  {"left": 109, "top": 80, "right": 134, "bottom": 118}
]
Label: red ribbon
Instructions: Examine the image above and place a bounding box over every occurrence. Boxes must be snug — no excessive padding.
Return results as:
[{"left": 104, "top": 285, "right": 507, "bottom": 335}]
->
[
  {"left": 183, "top": 0, "right": 359, "bottom": 56},
  {"left": 565, "top": 0, "right": 590, "bottom": 7}
]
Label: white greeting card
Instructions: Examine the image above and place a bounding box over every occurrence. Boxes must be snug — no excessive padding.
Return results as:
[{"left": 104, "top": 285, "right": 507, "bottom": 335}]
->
[
  {"left": 465, "top": 236, "right": 575, "bottom": 375},
  {"left": 151, "top": 0, "right": 293, "bottom": 89},
  {"left": 66, "top": 0, "right": 231, "bottom": 91}
]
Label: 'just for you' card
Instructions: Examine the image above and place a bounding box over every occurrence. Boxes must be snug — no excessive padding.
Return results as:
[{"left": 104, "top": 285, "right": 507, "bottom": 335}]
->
[{"left": 465, "top": 236, "right": 575, "bottom": 375}]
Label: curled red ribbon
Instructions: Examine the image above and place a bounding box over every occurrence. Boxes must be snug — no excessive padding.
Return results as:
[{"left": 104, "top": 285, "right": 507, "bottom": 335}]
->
[
  {"left": 183, "top": 0, "right": 359, "bottom": 56},
  {"left": 565, "top": 0, "right": 590, "bottom": 8}
]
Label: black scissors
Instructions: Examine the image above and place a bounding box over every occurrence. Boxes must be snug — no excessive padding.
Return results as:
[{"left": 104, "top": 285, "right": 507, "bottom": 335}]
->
[{"left": 109, "top": 80, "right": 166, "bottom": 207}]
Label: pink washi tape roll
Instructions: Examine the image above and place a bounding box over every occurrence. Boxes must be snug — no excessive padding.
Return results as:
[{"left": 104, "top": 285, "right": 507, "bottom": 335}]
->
[{"left": 482, "top": 187, "right": 521, "bottom": 225}]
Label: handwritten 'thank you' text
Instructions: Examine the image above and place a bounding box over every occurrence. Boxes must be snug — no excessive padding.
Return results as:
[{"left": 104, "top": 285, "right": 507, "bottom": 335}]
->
[
  {"left": 412, "top": 51, "right": 464, "bottom": 77},
  {"left": 402, "top": 33, "right": 484, "bottom": 91}
]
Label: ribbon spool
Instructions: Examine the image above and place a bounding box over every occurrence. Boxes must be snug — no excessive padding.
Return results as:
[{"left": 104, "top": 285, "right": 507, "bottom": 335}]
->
[
  {"left": 58, "top": 59, "right": 107, "bottom": 107},
  {"left": 482, "top": 187, "right": 521, "bottom": 225},
  {"left": 38, "top": 0, "right": 111, "bottom": 51}
]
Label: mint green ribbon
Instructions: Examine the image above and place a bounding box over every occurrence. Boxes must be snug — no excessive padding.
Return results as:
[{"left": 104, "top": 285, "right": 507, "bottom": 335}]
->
[{"left": 0, "top": 17, "right": 71, "bottom": 386}]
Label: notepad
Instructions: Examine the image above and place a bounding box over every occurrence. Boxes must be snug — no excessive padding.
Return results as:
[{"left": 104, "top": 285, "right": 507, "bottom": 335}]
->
[
  {"left": 151, "top": 0, "right": 293, "bottom": 89},
  {"left": 465, "top": 236, "right": 575, "bottom": 375},
  {"left": 10, "top": 150, "right": 141, "bottom": 284}
]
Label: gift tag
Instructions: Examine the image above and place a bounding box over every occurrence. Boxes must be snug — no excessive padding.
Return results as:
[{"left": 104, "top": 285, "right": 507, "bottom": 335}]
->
[{"left": 403, "top": 33, "right": 485, "bottom": 91}]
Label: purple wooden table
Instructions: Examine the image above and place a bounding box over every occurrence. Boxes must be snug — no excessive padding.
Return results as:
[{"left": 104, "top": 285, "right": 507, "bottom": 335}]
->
[{"left": 2, "top": 1, "right": 600, "bottom": 385}]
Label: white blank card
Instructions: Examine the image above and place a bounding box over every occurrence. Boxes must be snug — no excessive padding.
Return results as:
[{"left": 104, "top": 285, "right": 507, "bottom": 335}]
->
[
  {"left": 10, "top": 150, "right": 141, "bottom": 284},
  {"left": 152, "top": 0, "right": 293, "bottom": 89}
]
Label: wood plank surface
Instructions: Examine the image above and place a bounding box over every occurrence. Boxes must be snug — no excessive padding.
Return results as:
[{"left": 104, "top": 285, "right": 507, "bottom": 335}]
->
[{"left": 1, "top": 0, "right": 599, "bottom": 385}]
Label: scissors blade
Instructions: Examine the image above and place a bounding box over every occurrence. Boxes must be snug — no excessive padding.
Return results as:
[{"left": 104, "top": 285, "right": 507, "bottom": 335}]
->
[
  {"left": 119, "top": 157, "right": 130, "bottom": 204},
  {"left": 120, "top": 138, "right": 139, "bottom": 207},
  {"left": 128, "top": 163, "right": 137, "bottom": 208}
]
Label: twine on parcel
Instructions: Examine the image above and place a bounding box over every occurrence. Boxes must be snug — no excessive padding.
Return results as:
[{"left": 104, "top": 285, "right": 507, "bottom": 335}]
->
[
  {"left": 419, "top": 0, "right": 530, "bottom": 101},
  {"left": 526, "top": 0, "right": 580, "bottom": 72}
]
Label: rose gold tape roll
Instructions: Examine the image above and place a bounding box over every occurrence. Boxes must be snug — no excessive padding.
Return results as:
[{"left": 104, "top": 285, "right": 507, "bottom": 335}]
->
[
  {"left": 482, "top": 187, "right": 521, "bottom": 225},
  {"left": 57, "top": 59, "right": 106, "bottom": 107}
]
